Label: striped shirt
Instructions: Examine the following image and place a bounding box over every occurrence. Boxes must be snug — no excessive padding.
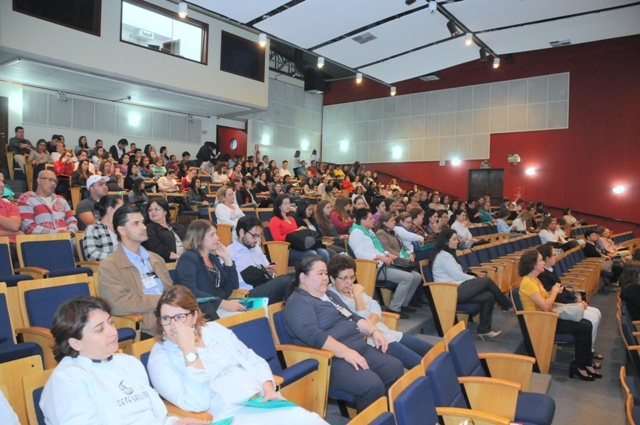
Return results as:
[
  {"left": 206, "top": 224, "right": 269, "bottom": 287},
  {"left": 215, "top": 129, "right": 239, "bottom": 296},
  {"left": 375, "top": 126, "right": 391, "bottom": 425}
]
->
[{"left": 18, "top": 192, "right": 78, "bottom": 234}]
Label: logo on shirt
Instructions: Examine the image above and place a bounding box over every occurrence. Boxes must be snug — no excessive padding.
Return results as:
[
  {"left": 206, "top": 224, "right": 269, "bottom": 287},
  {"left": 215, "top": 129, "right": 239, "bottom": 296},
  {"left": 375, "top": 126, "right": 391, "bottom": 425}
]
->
[{"left": 119, "top": 380, "right": 134, "bottom": 395}]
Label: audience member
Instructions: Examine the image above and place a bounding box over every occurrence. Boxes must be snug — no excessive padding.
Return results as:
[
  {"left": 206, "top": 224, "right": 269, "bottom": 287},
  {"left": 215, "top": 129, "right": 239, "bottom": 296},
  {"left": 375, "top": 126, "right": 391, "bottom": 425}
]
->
[
  {"left": 8, "top": 125, "right": 35, "bottom": 174},
  {"left": 108, "top": 138, "right": 128, "bottom": 162},
  {"left": 98, "top": 204, "right": 172, "bottom": 337},
  {"left": 349, "top": 208, "right": 421, "bottom": 318},
  {"left": 0, "top": 171, "right": 23, "bottom": 253},
  {"left": 75, "top": 175, "right": 109, "bottom": 230},
  {"left": 143, "top": 198, "right": 186, "bottom": 262},
  {"left": 82, "top": 195, "right": 123, "bottom": 261},
  {"left": 18, "top": 170, "right": 78, "bottom": 237}
]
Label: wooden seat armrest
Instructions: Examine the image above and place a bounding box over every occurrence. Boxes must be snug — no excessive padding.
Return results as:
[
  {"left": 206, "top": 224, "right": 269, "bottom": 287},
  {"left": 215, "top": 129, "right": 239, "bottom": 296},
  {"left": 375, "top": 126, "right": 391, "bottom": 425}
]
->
[
  {"left": 163, "top": 399, "right": 213, "bottom": 421},
  {"left": 381, "top": 311, "right": 400, "bottom": 331},
  {"left": 273, "top": 374, "right": 284, "bottom": 387},
  {"left": 467, "top": 267, "right": 490, "bottom": 276},
  {"left": 77, "top": 260, "right": 101, "bottom": 269},
  {"left": 231, "top": 289, "right": 250, "bottom": 298},
  {"left": 113, "top": 313, "right": 143, "bottom": 326},
  {"left": 478, "top": 353, "right": 535, "bottom": 391},
  {"left": 492, "top": 258, "right": 515, "bottom": 264},
  {"left": 16, "top": 326, "right": 53, "bottom": 339},
  {"left": 14, "top": 267, "right": 49, "bottom": 278},
  {"left": 275, "top": 344, "right": 335, "bottom": 359},
  {"left": 458, "top": 376, "right": 521, "bottom": 420},
  {"left": 436, "top": 407, "right": 510, "bottom": 425}
]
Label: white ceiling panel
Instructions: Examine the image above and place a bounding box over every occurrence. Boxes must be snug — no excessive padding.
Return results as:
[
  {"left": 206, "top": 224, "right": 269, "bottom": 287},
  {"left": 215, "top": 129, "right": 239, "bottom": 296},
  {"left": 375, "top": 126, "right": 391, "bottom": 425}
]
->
[
  {"left": 360, "top": 39, "right": 481, "bottom": 84},
  {"left": 255, "top": 0, "right": 424, "bottom": 49},
  {"left": 189, "top": 0, "right": 288, "bottom": 24},
  {"left": 445, "top": 0, "right": 638, "bottom": 32},
  {"left": 479, "top": 6, "right": 640, "bottom": 54},
  {"left": 315, "top": 9, "right": 452, "bottom": 69}
]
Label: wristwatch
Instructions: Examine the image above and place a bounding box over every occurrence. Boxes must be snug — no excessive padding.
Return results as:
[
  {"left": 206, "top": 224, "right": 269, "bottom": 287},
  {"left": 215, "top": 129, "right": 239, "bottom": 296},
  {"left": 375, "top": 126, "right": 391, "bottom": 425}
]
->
[{"left": 184, "top": 352, "right": 199, "bottom": 363}]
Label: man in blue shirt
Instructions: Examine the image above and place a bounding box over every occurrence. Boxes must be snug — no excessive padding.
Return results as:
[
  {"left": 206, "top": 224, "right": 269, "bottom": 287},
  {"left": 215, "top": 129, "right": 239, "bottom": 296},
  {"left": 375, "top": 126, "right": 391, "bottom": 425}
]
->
[{"left": 227, "top": 216, "right": 292, "bottom": 304}]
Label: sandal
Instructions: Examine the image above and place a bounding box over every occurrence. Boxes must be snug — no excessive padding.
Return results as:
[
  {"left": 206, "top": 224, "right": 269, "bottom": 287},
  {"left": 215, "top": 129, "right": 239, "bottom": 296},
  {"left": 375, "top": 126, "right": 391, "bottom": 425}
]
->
[
  {"left": 592, "top": 352, "right": 604, "bottom": 360},
  {"left": 592, "top": 361, "right": 601, "bottom": 369}
]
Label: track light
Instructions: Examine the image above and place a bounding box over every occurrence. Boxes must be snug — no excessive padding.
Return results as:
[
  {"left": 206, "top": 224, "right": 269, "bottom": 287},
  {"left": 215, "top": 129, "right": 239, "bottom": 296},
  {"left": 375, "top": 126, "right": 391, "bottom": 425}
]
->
[
  {"left": 446, "top": 20, "right": 459, "bottom": 36},
  {"left": 465, "top": 33, "right": 473, "bottom": 46},
  {"left": 356, "top": 73, "right": 363, "bottom": 84},
  {"left": 258, "top": 33, "right": 267, "bottom": 47},
  {"left": 493, "top": 57, "right": 500, "bottom": 69},
  {"left": 479, "top": 48, "right": 487, "bottom": 62},
  {"left": 428, "top": 1, "right": 437, "bottom": 14},
  {"left": 390, "top": 86, "right": 396, "bottom": 96},
  {"left": 405, "top": 0, "right": 416, "bottom": 4},
  {"left": 178, "top": 2, "right": 188, "bottom": 18},
  {"left": 317, "top": 57, "right": 325, "bottom": 68}
]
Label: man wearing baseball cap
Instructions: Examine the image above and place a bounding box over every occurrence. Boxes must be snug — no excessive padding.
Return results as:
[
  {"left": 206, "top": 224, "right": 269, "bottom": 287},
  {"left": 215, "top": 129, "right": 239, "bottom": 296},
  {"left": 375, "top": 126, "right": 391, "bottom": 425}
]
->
[{"left": 76, "top": 175, "right": 109, "bottom": 230}]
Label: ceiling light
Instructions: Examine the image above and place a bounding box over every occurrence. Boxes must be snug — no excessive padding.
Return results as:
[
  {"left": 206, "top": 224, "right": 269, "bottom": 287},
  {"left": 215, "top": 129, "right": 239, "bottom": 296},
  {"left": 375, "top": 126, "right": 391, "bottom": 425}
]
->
[
  {"left": 317, "top": 57, "right": 325, "bottom": 68},
  {"left": 356, "top": 72, "right": 363, "bottom": 84},
  {"left": 451, "top": 158, "right": 461, "bottom": 166},
  {"left": 465, "top": 33, "right": 473, "bottom": 46},
  {"left": 178, "top": 2, "right": 188, "bottom": 18},
  {"left": 428, "top": 1, "right": 437, "bottom": 14},
  {"left": 446, "top": 20, "right": 459, "bottom": 37},
  {"left": 258, "top": 33, "right": 267, "bottom": 47},
  {"left": 390, "top": 86, "right": 396, "bottom": 96},
  {"left": 525, "top": 167, "right": 535, "bottom": 175},
  {"left": 612, "top": 185, "right": 625, "bottom": 194},
  {"left": 493, "top": 57, "right": 500, "bottom": 69}
]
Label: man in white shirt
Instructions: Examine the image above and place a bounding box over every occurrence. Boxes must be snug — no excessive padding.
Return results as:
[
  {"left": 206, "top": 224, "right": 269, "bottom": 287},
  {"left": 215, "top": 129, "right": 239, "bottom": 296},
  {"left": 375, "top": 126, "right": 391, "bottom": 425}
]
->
[
  {"left": 227, "top": 216, "right": 292, "bottom": 304},
  {"left": 279, "top": 160, "right": 292, "bottom": 178},
  {"left": 348, "top": 208, "right": 421, "bottom": 318}
]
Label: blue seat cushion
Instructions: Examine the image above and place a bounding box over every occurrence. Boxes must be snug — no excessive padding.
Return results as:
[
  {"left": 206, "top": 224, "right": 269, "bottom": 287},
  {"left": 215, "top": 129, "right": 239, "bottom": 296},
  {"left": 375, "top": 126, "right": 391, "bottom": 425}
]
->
[
  {"left": 457, "top": 302, "right": 481, "bottom": 314},
  {"left": 277, "top": 358, "right": 318, "bottom": 386},
  {"left": 0, "top": 274, "right": 32, "bottom": 287},
  {"left": 515, "top": 392, "right": 556, "bottom": 425},
  {"left": 116, "top": 327, "right": 136, "bottom": 343},
  {"left": 329, "top": 388, "right": 357, "bottom": 403},
  {"left": 0, "top": 342, "right": 43, "bottom": 364},
  {"left": 394, "top": 376, "right": 439, "bottom": 425},
  {"left": 48, "top": 267, "right": 93, "bottom": 278}
]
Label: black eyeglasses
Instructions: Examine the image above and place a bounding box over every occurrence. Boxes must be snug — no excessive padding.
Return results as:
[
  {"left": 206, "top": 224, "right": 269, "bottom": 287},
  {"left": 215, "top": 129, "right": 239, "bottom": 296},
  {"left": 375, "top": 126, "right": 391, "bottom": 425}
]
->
[
  {"left": 158, "top": 311, "right": 195, "bottom": 326},
  {"left": 246, "top": 231, "right": 262, "bottom": 239}
]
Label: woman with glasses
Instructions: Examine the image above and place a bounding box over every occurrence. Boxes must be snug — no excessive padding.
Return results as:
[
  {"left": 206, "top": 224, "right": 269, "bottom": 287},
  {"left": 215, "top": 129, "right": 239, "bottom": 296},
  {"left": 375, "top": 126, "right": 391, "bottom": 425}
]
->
[
  {"left": 147, "top": 286, "right": 327, "bottom": 424},
  {"left": 327, "top": 255, "right": 432, "bottom": 369},
  {"left": 174, "top": 220, "right": 244, "bottom": 318},
  {"left": 40, "top": 295, "right": 207, "bottom": 425},
  {"left": 143, "top": 198, "right": 186, "bottom": 262}
]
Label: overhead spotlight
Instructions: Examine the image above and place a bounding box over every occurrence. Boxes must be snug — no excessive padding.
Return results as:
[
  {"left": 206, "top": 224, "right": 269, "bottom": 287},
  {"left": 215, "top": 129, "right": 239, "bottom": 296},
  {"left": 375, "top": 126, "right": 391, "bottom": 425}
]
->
[
  {"left": 405, "top": 0, "right": 417, "bottom": 4},
  {"left": 525, "top": 167, "right": 536, "bottom": 175},
  {"left": 493, "top": 57, "right": 500, "bottom": 69},
  {"left": 428, "top": 1, "right": 437, "bottom": 14},
  {"left": 258, "top": 33, "right": 267, "bottom": 47},
  {"left": 178, "top": 2, "right": 188, "bottom": 18},
  {"left": 465, "top": 33, "right": 473, "bottom": 46},
  {"left": 479, "top": 48, "right": 487, "bottom": 62},
  {"left": 390, "top": 86, "right": 397, "bottom": 96},
  {"left": 451, "top": 158, "right": 461, "bottom": 166},
  {"left": 612, "top": 185, "right": 625, "bottom": 194},
  {"left": 446, "top": 20, "right": 459, "bottom": 36},
  {"left": 317, "top": 57, "right": 325, "bottom": 68},
  {"left": 356, "top": 72, "right": 363, "bottom": 84}
]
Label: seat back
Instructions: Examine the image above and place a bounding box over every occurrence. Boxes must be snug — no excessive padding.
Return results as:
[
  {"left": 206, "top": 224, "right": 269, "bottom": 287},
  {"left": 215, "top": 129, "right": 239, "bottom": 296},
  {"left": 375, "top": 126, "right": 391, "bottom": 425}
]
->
[
  {"left": 354, "top": 259, "right": 379, "bottom": 298},
  {"left": 444, "top": 325, "right": 486, "bottom": 377},
  {"left": 268, "top": 302, "right": 294, "bottom": 345},
  {"left": 217, "top": 309, "right": 283, "bottom": 375},
  {"left": 207, "top": 207, "right": 217, "bottom": 224},
  {"left": 19, "top": 275, "right": 93, "bottom": 329},
  {"left": 263, "top": 241, "right": 290, "bottom": 277},
  {"left": 0, "top": 283, "right": 16, "bottom": 348},
  {"left": 511, "top": 287, "right": 524, "bottom": 311},
  {"left": 424, "top": 282, "right": 460, "bottom": 337},
  {"left": 17, "top": 234, "right": 76, "bottom": 271},
  {"left": 393, "top": 376, "right": 440, "bottom": 425},
  {"left": 0, "top": 237, "right": 15, "bottom": 276},
  {"left": 23, "top": 368, "right": 53, "bottom": 425},
  {"left": 422, "top": 346, "right": 469, "bottom": 409},
  {"left": 348, "top": 396, "right": 395, "bottom": 425},
  {"left": 215, "top": 223, "right": 233, "bottom": 247},
  {"left": 0, "top": 355, "right": 43, "bottom": 425},
  {"left": 257, "top": 208, "right": 273, "bottom": 226}
]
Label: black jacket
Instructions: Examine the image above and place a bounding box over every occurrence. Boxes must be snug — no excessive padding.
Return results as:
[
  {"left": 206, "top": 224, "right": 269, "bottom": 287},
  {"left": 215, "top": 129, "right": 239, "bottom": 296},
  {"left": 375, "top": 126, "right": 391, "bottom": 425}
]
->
[{"left": 142, "top": 221, "right": 186, "bottom": 262}]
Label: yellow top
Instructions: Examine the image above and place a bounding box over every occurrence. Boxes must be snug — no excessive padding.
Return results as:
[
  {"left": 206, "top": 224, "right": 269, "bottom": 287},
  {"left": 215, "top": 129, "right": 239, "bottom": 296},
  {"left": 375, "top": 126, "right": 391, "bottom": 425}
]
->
[{"left": 519, "top": 275, "right": 549, "bottom": 312}]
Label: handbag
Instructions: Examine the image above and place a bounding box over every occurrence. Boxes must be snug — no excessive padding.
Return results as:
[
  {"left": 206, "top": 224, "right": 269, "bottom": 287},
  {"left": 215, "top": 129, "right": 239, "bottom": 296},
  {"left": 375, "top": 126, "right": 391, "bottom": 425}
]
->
[
  {"left": 391, "top": 257, "right": 417, "bottom": 272},
  {"left": 240, "top": 265, "right": 273, "bottom": 287},
  {"left": 552, "top": 303, "right": 585, "bottom": 322},
  {"left": 285, "top": 228, "right": 323, "bottom": 251}
]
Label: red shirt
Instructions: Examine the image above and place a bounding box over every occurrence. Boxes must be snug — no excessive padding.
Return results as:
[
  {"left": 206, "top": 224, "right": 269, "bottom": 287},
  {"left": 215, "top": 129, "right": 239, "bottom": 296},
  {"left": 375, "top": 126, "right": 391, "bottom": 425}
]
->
[
  {"left": 0, "top": 198, "right": 21, "bottom": 243},
  {"left": 54, "top": 160, "right": 74, "bottom": 176},
  {"left": 268, "top": 215, "right": 298, "bottom": 241}
]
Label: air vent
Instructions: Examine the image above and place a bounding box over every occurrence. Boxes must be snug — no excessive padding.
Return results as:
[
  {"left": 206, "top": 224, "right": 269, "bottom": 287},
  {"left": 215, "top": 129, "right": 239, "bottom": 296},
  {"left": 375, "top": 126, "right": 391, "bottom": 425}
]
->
[
  {"left": 352, "top": 32, "right": 377, "bottom": 44},
  {"left": 549, "top": 39, "right": 571, "bottom": 47},
  {"left": 420, "top": 72, "right": 440, "bottom": 82}
]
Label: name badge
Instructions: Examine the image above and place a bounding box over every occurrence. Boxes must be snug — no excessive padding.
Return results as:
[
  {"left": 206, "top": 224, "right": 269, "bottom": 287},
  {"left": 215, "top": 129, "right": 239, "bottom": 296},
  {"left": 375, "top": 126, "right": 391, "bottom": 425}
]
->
[
  {"left": 336, "top": 306, "right": 352, "bottom": 318},
  {"left": 142, "top": 276, "right": 158, "bottom": 290}
]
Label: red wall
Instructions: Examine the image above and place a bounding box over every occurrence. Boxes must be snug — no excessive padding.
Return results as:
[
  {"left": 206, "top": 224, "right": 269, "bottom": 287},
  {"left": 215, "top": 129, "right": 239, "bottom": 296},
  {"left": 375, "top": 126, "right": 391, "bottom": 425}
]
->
[
  {"left": 324, "top": 35, "right": 640, "bottom": 230},
  {"left": 217, "top": 126, "right": 247, "bottom": 158}
]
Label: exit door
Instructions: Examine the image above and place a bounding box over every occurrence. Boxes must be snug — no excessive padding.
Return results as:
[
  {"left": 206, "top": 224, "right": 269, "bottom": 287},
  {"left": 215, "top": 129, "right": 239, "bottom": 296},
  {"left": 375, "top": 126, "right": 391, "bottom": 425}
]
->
[{"left": 468, "top": 169, "right": 504, "bottom": 206}]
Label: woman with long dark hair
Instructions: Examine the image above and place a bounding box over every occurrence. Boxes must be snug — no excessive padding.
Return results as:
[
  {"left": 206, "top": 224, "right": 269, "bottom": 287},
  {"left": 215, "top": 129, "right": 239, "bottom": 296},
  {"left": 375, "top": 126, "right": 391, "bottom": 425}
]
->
[
  {"left": 430, "top": 228, "right": 511, "bottom": 339},
  {"left": 295, "top": 200, "right": 344, "bottom": 257}
]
